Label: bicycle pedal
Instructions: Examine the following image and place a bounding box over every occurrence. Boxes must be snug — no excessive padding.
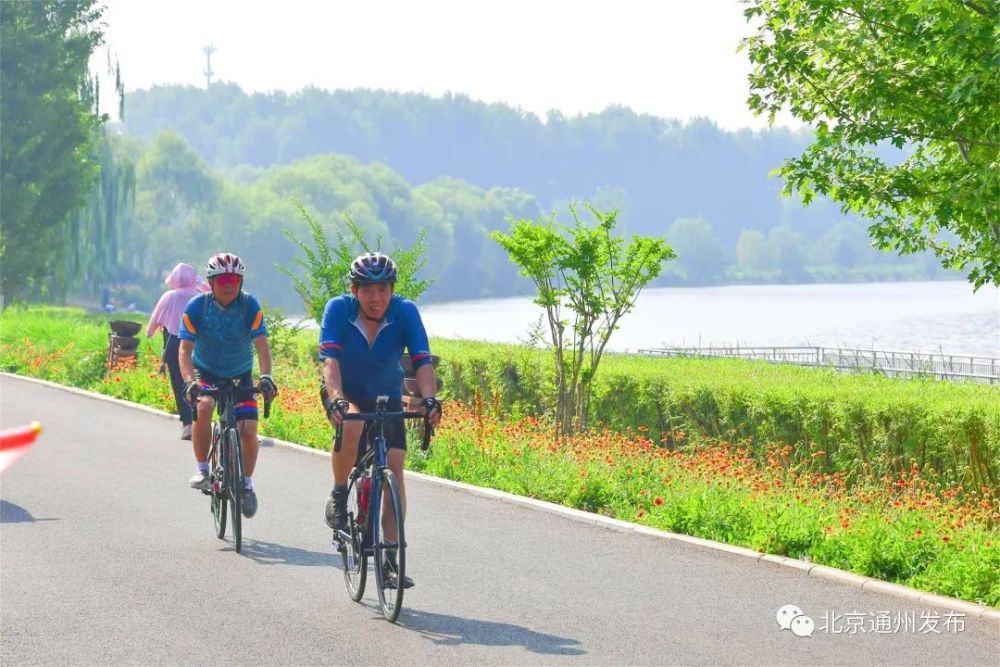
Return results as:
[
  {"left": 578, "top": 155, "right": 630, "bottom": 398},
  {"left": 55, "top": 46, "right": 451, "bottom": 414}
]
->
[{"left": 384, "top": 576, "right": 414, "bottom": 590}]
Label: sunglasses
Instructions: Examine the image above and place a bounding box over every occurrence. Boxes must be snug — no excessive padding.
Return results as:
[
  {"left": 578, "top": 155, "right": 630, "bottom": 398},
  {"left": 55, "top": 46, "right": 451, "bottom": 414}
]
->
[{"left": 213, "top": 274, "right": 240, "bottom": 287}]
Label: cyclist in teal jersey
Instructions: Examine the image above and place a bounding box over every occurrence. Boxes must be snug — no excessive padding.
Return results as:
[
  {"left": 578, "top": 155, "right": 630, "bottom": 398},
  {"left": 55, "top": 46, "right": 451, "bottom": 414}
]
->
[
  {"left": 178, "top": 252, "right": 277, "bottom": 518},
  {"left": 320, "top": 252, "right": 442, "bottom": 586}
]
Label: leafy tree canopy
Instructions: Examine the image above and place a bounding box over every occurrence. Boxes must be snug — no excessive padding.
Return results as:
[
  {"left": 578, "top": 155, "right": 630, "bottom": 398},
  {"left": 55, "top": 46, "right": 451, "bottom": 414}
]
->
[
  {"left": 280, "top": 208, "right": 429, "bottom": 324},
  {"left": 0, "top": 0, "right": 118, "bottom": 304},
  {"left": 742, "top": 0, "right": 1000, "bottom": 288},
  {"left": 492, "top": 206, "right": 675, "bottom": 435}
]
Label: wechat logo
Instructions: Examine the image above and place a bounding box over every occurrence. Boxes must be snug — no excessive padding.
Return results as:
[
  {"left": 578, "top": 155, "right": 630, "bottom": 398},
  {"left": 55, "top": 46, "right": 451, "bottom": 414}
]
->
[{"left": 777, "top": 604, "right": 815, "bottom": 638}]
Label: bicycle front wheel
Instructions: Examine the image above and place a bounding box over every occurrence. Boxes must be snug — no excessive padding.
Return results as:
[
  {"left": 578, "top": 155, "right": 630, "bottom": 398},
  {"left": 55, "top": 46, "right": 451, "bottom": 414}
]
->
[
  {"left": 373, "top": 469, "right": 406, "bottom": 622},
  {"left": 341, "top": 473, "right": 367, "bottom": 601},
  {"left": 225, "top": 428, "right": 243, "bottom": 553},
  {"left": 210, "top": 427, "right": 227, "bottom": 539}
]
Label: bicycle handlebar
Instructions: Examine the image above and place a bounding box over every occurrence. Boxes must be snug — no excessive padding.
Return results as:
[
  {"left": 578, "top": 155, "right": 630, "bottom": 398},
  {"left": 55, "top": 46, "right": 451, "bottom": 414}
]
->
[
  {"left": 333, "top": 410, "right": 434, "bottom": 453},
  {"left": 192, "top": 383, "right": 272, "bottom": 421}
]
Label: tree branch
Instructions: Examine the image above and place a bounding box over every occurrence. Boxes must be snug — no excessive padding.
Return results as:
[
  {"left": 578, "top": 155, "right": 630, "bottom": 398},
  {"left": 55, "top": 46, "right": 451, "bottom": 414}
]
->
[
  {"left": 960, "top": 0, "right": 993, "bottom": 17},
  {"left": 957, "top": 141, "right": 971, "bottom": 164}
]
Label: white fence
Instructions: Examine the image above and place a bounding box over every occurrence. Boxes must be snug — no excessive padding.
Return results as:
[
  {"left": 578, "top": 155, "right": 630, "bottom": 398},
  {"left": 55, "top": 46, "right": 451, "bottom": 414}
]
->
[{"left": 637, "top": 346, "right": 1000, "bottom": 384}]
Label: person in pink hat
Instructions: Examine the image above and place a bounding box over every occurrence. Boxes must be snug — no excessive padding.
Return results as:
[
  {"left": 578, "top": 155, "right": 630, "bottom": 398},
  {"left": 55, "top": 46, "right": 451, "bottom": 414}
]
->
[{"left": 146, "top": 263, "right": 211, "bottom": 440}]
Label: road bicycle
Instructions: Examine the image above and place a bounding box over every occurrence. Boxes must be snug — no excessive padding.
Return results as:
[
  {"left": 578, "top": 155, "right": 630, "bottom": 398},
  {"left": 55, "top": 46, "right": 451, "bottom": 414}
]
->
[
  {"left": 195, "top": 379, "right": 270, "bottom": 554},
  {"left": 331, "top": 395, "right": 434, "bottom": 622}
]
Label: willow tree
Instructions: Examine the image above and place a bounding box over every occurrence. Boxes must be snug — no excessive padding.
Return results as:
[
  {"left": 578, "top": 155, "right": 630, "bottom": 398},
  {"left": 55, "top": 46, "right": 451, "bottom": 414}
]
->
[
  {"left": 0, "top": 0, "right": 122, "bottom": 304},
  {"left": 66, "top": 133, "right": 136, "bottom": 296},
  {"left": 493, "top": 205, "right": 675, "bottom": 437},
  {"left": 741, "top": 0, "right": 1000, "bottom": 288}
]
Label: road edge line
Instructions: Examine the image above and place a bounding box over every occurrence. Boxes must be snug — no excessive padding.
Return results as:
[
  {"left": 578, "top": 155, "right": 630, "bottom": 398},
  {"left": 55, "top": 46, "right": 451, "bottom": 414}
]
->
[{"left": 1, "top": 372, "right": 178, "bottom": 420}]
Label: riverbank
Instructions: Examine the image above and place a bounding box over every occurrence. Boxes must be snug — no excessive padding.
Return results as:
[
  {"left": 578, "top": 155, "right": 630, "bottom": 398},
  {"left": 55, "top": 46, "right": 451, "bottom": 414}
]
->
[{"left": 418, "top": 280, "right": 1000, "bottom": 357}]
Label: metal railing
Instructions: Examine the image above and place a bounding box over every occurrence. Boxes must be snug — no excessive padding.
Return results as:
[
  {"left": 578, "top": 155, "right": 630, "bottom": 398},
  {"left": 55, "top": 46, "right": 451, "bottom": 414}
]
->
[{"left": 636, "top": 346, "right": 1000, "bottom": 384}]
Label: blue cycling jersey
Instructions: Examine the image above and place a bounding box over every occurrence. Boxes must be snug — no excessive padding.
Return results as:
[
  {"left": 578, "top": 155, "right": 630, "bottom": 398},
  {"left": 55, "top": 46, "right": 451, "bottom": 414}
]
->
[
  {"left": 318, "top": 294, "right": 432, "bottom": 401},
  {"left": 178, "top": 292, "right": 267, "bottom": 378}
]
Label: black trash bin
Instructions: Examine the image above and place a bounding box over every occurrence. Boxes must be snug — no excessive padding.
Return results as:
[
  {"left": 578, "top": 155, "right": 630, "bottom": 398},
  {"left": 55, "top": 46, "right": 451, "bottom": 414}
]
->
[{"left": 107, "top": 321, "right": 141, "bottom": 369}]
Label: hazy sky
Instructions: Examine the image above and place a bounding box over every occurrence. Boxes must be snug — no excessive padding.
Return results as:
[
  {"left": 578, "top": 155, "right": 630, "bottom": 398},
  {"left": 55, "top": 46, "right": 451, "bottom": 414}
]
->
[{"left": 95, "top": 0, "right": 797, "bottom": 131}]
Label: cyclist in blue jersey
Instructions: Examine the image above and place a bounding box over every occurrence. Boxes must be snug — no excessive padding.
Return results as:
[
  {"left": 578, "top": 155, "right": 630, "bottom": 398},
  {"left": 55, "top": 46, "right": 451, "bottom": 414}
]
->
[
  {"left": 178, "top": 252, "right": 277, "bottom": 519},
  {"left": 320, "top": 252, "right": 442, "bottom": 587}
]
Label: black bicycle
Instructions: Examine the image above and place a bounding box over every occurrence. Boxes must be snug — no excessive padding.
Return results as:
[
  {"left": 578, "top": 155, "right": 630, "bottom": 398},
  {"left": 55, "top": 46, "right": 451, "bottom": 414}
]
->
[
  {"left": 195, "top": 379, "right": 270, "bottom": 554},
  {"left": 331, "top": 395, "right": 435, "bottom": 622}
]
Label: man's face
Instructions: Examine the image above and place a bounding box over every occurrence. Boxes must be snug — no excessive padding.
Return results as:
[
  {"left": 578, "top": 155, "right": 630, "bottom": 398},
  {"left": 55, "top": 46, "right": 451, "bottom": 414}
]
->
[
  {"left": 352, "top": 282, "right": 393, "bottom": 321},
  {"left": 211, "top": 273, "right": 240, "bottom": 306}
]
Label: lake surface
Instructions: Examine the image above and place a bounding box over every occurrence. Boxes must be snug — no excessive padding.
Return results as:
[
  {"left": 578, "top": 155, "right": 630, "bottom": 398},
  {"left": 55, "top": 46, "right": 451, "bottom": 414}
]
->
[{"left": 419, "top": 281, "right": 1000, "bottom": 358}]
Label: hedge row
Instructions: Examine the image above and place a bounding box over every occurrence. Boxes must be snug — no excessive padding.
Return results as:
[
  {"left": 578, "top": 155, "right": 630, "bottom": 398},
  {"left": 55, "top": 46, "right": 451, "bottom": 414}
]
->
[{"left": 431, "top": 339, "right": 1000, "bottom": 490}]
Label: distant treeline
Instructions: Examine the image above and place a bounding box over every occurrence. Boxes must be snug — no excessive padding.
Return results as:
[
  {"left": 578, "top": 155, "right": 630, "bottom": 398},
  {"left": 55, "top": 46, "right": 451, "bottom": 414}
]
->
[{"left": 96, "top": 84, "right": 953, "bottom": 310}]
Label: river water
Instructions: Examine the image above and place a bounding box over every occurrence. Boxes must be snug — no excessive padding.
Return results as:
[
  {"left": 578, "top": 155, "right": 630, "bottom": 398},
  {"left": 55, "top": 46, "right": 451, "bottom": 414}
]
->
[{"left": 418, "top": 281, "right": 1000, "bottom": 358}]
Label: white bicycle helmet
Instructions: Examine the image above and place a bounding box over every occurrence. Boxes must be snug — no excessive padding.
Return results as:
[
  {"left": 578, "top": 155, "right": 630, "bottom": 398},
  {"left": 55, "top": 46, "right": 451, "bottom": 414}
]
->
[{"left": 205, "top": 252, "right": 246, "bottom": 278}]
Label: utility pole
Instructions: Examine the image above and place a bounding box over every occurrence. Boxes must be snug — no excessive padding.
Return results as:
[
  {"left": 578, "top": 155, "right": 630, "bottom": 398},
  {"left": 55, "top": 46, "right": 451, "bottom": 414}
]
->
[{"left": 203, "top": 45, "right": 216, "bottom": 88}]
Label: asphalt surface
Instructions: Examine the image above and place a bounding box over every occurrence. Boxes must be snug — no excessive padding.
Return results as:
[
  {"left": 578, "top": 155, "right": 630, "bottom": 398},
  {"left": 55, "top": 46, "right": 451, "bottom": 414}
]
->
[{"left": 1, "top": 374, "right": 998, "bottom": 665}]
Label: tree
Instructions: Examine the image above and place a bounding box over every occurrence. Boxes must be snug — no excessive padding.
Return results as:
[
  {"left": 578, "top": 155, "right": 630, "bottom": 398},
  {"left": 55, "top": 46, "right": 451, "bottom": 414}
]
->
[
  {"left": 742, "top": 0, "right": 1000, "bottom": 288},
  {"left": 492, "top": 205, "right": 675, "bottom": 437},
  {"left": 280, "top": 206, "right": 429, "bottom": 324},
  {"left": 66, "top": 132, "right": 136, "bottom": 295},
  {"left": 0, "top": 0, "right": 120, "bottom": 304},
  {"left": 810, "top": 220, "right": 873, "bottom": 268},
  {"left": 735, "top": 229, "right": 777, "bottom": 273},
  {"left": 665, "top": 217, "right": 727, "bottom": 284},
  {"left": 131, "top": 131, "right": 219, "bottom": 273},
  {"left": 415, "top": 178, "right": 542, "bottom": 300},
  {"left": 769, "top": 225, "right": 807, "bottom": 281}
]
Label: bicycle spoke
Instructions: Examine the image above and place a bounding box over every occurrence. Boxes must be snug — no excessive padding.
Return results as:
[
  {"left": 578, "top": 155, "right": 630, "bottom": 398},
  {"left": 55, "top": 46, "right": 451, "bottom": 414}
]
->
[
  {"left": 226, "top": 428, "right": 242, "bottom": 553},
  {"left": 210, "top": 427, "right": 226, "bottom": 539},
  {"left": 341, "top": 473, "right": 367, "bottom": 601},
  {"left": 373, "top": 469, "right": 406, "bottom": 622}
]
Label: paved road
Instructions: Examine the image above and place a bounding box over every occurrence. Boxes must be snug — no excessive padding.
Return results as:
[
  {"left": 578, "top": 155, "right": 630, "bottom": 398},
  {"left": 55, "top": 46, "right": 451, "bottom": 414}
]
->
[{"left": 1, "top": 375, "right": 997, "bottom": 665}]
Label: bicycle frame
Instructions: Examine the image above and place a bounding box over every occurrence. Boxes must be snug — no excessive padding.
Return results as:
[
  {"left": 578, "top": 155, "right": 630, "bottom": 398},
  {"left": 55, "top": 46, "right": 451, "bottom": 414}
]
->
[
  {"left": 342, "top": 400, "right": 417, "bottom": 554},
  {"left": 200, "top": 380, "right": 271, "bottom": 478},
  {"left": 203, "top": 381, "right": 251, "bottom": 491},
  {"left": 352, "top": 421, "right": 389, "bottom": 558}
]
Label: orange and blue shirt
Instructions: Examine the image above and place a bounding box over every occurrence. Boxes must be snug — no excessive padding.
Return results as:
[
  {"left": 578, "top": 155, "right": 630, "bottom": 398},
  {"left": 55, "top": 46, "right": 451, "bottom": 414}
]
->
[
  {"left": 319, "top": 294, "right": 431, "bottom": 401},
  {"left": 178, "top": 292, "right": 267, "bottom": 378}
]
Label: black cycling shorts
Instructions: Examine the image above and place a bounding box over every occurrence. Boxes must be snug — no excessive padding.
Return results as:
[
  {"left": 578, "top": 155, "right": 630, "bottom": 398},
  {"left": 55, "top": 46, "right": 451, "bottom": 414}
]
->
[
  {"left": 349, "top": 395, "right": 407, "bottom": 456},
  {"left": 195, "top": 368, "right": 258, "bottom": 421}
]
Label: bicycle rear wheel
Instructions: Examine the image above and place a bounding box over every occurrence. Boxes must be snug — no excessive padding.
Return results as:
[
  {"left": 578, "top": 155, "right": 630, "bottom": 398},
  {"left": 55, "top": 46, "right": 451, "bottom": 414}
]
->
[
  {"left": 210, "top": 427, "right": 227, "bottom": 538},
  {"left": 225, "top": 428, "right": 243, "bottom": 553},
  {"left": 341, "top": 473, "right": 367, "bottom": 601},
  {"left": 373, "top": 469, "right": 406, "bottom": 622}
]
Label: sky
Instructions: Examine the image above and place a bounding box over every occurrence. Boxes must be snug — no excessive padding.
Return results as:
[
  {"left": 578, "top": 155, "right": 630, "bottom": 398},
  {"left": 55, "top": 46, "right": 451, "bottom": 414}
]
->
[{"left": 94, "top": 0, "right": 800, "bottom": 131}]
